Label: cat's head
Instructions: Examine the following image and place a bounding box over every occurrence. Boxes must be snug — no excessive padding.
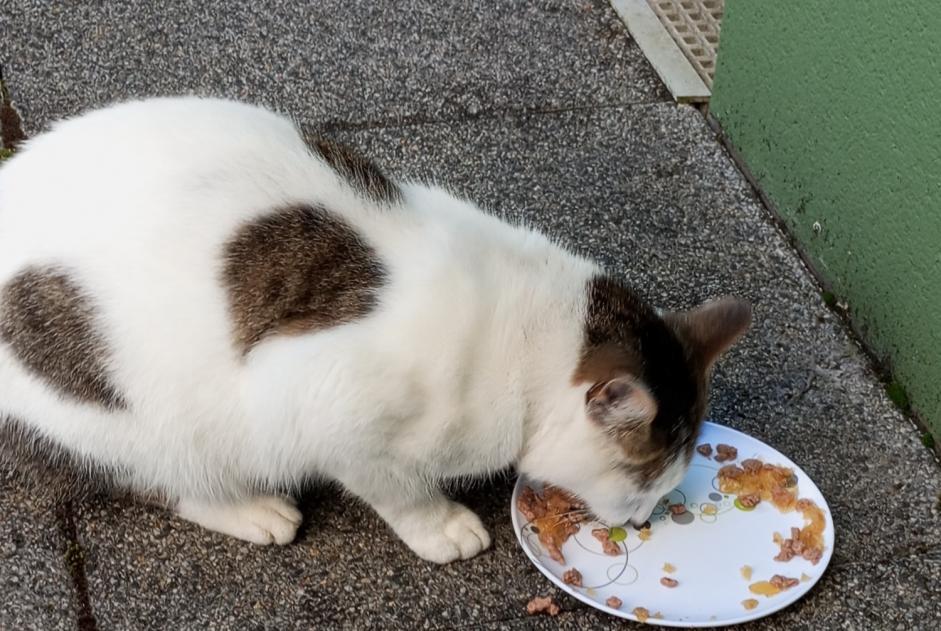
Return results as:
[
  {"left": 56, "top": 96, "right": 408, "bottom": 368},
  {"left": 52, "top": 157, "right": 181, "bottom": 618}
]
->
[{"left": 522, "top": 276, "right": 751, "bottom": 526}]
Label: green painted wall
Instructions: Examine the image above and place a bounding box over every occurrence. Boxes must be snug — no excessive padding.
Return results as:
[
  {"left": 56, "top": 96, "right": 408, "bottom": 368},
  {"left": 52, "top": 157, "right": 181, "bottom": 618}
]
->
[{"left": 710, "top": 1, "right": 941, "bottom": 440}]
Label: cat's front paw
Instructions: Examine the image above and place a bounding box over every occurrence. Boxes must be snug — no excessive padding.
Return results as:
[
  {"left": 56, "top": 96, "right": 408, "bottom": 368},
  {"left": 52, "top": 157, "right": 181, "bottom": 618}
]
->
[
  {"left": 176, "top": 495, "right": 303, "bottom": 545},
  {"left": 399, "top": 502, "right": 492, "bottom": 564}
]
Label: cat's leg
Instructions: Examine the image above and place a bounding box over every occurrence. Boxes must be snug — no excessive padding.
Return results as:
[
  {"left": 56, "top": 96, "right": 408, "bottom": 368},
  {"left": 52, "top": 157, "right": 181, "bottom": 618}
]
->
[
  {"left": 340, "top": 473, "right": 491, "bottom": 563},
  {"left": 175, "top": 495, "right": 303, "bottom": 545}
]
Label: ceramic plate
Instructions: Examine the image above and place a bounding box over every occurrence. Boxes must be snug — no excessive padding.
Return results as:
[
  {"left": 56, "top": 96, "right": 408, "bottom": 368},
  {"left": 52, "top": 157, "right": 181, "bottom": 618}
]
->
[{"left": 511, "top": 421, "right": 834, "bottom": 627}]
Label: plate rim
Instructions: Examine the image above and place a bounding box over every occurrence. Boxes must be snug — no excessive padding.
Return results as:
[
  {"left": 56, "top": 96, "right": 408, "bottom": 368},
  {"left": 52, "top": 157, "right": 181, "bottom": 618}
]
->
[{"left": 509, "top": 420, "right": 836, "bottom": 627}]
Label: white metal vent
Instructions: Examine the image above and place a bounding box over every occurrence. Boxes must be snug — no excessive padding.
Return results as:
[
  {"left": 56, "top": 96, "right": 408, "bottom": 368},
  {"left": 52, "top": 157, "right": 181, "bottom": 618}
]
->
[{"left": 646, "top": 0, "right": 724, "bottom": 87}]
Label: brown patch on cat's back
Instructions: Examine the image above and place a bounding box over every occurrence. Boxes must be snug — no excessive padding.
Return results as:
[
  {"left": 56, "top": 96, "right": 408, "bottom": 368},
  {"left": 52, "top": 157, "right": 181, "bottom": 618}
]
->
[
  {"left": 223, "top": 204, "right": 386, "bottom": 352},
  {"left": 308, "top": 137, "right": 402, "bottom": 205},
  {"left": 0, "top": 267, "right": 127, "bottom": 410}
]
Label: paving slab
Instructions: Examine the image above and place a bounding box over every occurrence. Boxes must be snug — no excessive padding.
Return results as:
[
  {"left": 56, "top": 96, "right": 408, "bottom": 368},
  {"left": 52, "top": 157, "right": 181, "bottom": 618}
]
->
[
  {"left": 70, "top": 103, "right": 941, "bottom": 629},
  {"left": 0, "top": 470, "right": 81, "bottom": 630},
  {"left": 0, "top": 0, "right": 666, "bottom": 136}
]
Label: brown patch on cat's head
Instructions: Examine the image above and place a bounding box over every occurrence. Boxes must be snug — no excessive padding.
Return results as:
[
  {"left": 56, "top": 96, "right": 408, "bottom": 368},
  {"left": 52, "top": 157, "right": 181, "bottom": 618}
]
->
[
  {"left": 307, "top": 137, "right": 402, "bottom": 205},
  {"left": 575, "top": 276, "right": 751, "bottom": 490},
  {"left": 0, "top": 267, "right": 127, "bottom": 410},
  {"left": 223, "top": 204, "right": 386, "bottom": 353}
]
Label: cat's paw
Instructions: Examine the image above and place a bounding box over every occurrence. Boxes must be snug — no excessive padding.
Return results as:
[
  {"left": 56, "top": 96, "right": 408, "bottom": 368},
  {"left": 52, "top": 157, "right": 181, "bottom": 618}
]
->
[
  {"left": 399, "top": 502, "right": 492, "bottom": 564},
  {"left": 176, "top": 495, "right": 303, "bottom": 545}
]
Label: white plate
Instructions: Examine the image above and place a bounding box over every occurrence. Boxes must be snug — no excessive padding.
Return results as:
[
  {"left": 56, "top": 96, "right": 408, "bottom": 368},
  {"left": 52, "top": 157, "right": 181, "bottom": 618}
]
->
[{"left": 511, "top": 421, "right": 834, "bottom": 627}]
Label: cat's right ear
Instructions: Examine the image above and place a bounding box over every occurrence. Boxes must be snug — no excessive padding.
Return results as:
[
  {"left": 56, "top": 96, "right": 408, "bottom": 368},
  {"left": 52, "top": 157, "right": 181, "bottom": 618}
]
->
[
  {"left": 586, "top": 376, "right": 658, "bottom": 433},
  {"left": 664, "top": 297, "right": 752, "bottom": 369}
]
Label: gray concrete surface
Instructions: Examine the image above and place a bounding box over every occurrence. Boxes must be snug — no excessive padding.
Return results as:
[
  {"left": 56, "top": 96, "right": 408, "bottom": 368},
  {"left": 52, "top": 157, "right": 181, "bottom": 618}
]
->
[
  {"left": 2, "top": 1, "right": 940, "bottom": 629},
  {"left": 0, "top": 471, "right": 80, "bottom": 631}
]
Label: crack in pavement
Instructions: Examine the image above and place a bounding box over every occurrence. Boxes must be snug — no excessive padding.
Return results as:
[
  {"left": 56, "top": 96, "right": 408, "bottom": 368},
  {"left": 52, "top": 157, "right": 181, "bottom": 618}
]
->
[
  {"left": 310, "top": 98, "right": 669, "bottom": 136},
  {"left": 56, "top": 502, "right": 97, "bottom": 631}
]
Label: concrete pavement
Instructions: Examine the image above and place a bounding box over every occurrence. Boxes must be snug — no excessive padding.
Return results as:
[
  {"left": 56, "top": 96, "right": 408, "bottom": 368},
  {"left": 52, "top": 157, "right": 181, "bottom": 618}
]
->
[{"left": 1, "top": 1, "right": 939, "bottom": 629}]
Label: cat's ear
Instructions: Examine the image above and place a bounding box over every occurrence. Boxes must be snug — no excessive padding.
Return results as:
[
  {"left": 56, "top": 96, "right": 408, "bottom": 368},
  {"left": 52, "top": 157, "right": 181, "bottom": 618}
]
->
[
  {"left": 665, "top": 297, "right": 752, "bottom": 368},
  {"left": 586, "top": 376, "right": 658, "bottom": 430}
]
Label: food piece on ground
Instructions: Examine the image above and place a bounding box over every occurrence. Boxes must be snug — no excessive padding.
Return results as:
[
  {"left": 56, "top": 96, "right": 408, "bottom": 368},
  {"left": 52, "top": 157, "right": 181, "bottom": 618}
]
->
[
  {"left": 742, "top": 598, "right": 760, "bottom": 610},
  {"left": 800, "top": 573, "right": 811, "bottom": 582},
  {"left": 696, "top": 443, "right": 713, "bottom": 457},
  {"left": 605, "top": 596, "right": 623, "bottom": 609},
  {"left": 638, "top": 527, "right": 652, "bottom": 541},
  {"left": 740, "top": 565, "right": 753, "bottom": 581},
  {"left": 562, "top": 568, "right": 583, "bottom": 587},
  {"left": 660, "top": 577, "right": 678, "bottom": 588},
  {"left": 662, "top": 562, "right": 676, "bottom": 573},
  {"left": 633, "top": 607, "right": 650, "bottom": 622},
  {"left": 526, "top": 596, "right": 560, "bottom": 616}
]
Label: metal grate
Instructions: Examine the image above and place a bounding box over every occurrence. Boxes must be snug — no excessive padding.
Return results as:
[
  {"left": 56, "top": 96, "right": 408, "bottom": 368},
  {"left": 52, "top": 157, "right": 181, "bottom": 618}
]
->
[{"left": 646, "top": 0, "right": 724, "bottom": 87}]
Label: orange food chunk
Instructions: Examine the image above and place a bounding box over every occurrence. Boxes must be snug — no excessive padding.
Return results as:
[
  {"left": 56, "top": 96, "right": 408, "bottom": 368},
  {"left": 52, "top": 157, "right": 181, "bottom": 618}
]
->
[
  {"left": 740, "top": 565, "right": 753, "bottom": 581},
  {"left": 526, "top": 596, "right": 560, "bottom": 616},
  {"left": 742, "top": 598, "right": 760, "bottom": 610},
  {"left": 605, "top": 596, "right": 622, "bottom": 609},
  {"left": 562, "top": 568, "right": 583, "bottom": 587},
  {"left": 717, "top": 458, "right": 827, "bottom": 564},
  {"left": 718, "top": 460, "right": 798, "bottom": 511},
  {"left": 775, "top": 500, "right": 826, "bottom": 564},
  {"left": 518, "top": 485, "right": 587, "bottom": 564},
  {"left": 638, "top": 527, "right": 652, "bottom": 541},
  {"left": 662, "top": 562, "right": 676, "bottom": 573},
  {"left": 633, "top": 607, "right": 650, "bottom": 622},
  {"left": 749, "top": 581, "right": 782, "bottom": 597}
]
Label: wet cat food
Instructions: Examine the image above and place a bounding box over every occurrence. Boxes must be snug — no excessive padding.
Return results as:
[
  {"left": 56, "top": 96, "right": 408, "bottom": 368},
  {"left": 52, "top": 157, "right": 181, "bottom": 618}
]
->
[
  {"left": 769, "top": 574, "right": 800, "bottom": 590},
  {"left": 605, "top": 596, "right": 623, "bottom": 609},
  {"left": 562, "top": 568, "right": 583, "bottom": 587},
  {"left": 591, "top": 528, "right": 622, "bottom": 556},
  {"left": 526, "top": 596, "right": 560, "bottom": 616},
  {"left": 773, "top": 500, "right": 825, "bottom": 564},
  {"left": 517, "top": 484, "right": 586, "bottom": 564},
  {"left": 714, "top": 443, "right": 738, "bottom": 462}
]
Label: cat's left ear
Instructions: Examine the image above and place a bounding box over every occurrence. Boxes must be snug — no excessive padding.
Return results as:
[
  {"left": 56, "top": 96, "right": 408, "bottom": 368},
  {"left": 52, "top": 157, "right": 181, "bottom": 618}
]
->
[
  {"left": 586, "top": 376, "right": 658, "bottom": 430},
  {"left": 664, "top": 297, "right": 752, "bottom": 369}
]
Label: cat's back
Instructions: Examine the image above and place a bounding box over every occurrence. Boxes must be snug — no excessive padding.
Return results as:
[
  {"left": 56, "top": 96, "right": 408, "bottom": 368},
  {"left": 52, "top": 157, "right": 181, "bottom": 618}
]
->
[
  {"left": 0, "top": 97, "right": 323, "bottom": 259},
  {"left": 0, "top": 98, "right": 381, "bottom": 412}
]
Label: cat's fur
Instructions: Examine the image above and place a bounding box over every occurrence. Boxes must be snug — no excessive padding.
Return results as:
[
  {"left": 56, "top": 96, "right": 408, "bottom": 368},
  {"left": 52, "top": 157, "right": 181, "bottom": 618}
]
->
[{"left": 0, "top": 97, "right": 750, "bottom": 562}]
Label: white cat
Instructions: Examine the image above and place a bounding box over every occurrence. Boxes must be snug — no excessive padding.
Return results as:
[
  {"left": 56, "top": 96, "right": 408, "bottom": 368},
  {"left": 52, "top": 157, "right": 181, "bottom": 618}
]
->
[{"left": 0, "top": 97, "right": 750, "bottom": 563}]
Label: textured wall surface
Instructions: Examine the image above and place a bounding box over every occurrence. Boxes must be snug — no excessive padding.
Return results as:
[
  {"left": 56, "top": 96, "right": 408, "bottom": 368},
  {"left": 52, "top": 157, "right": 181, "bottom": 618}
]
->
[{"left": 711, "top": 1, "right": 941, "bottom": 438}]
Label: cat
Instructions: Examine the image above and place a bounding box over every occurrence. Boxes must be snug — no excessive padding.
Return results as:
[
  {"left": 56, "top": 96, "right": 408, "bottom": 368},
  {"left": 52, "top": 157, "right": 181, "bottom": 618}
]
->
[{"left": 0, "top": 97, "right": 750, "bottom": 563}]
